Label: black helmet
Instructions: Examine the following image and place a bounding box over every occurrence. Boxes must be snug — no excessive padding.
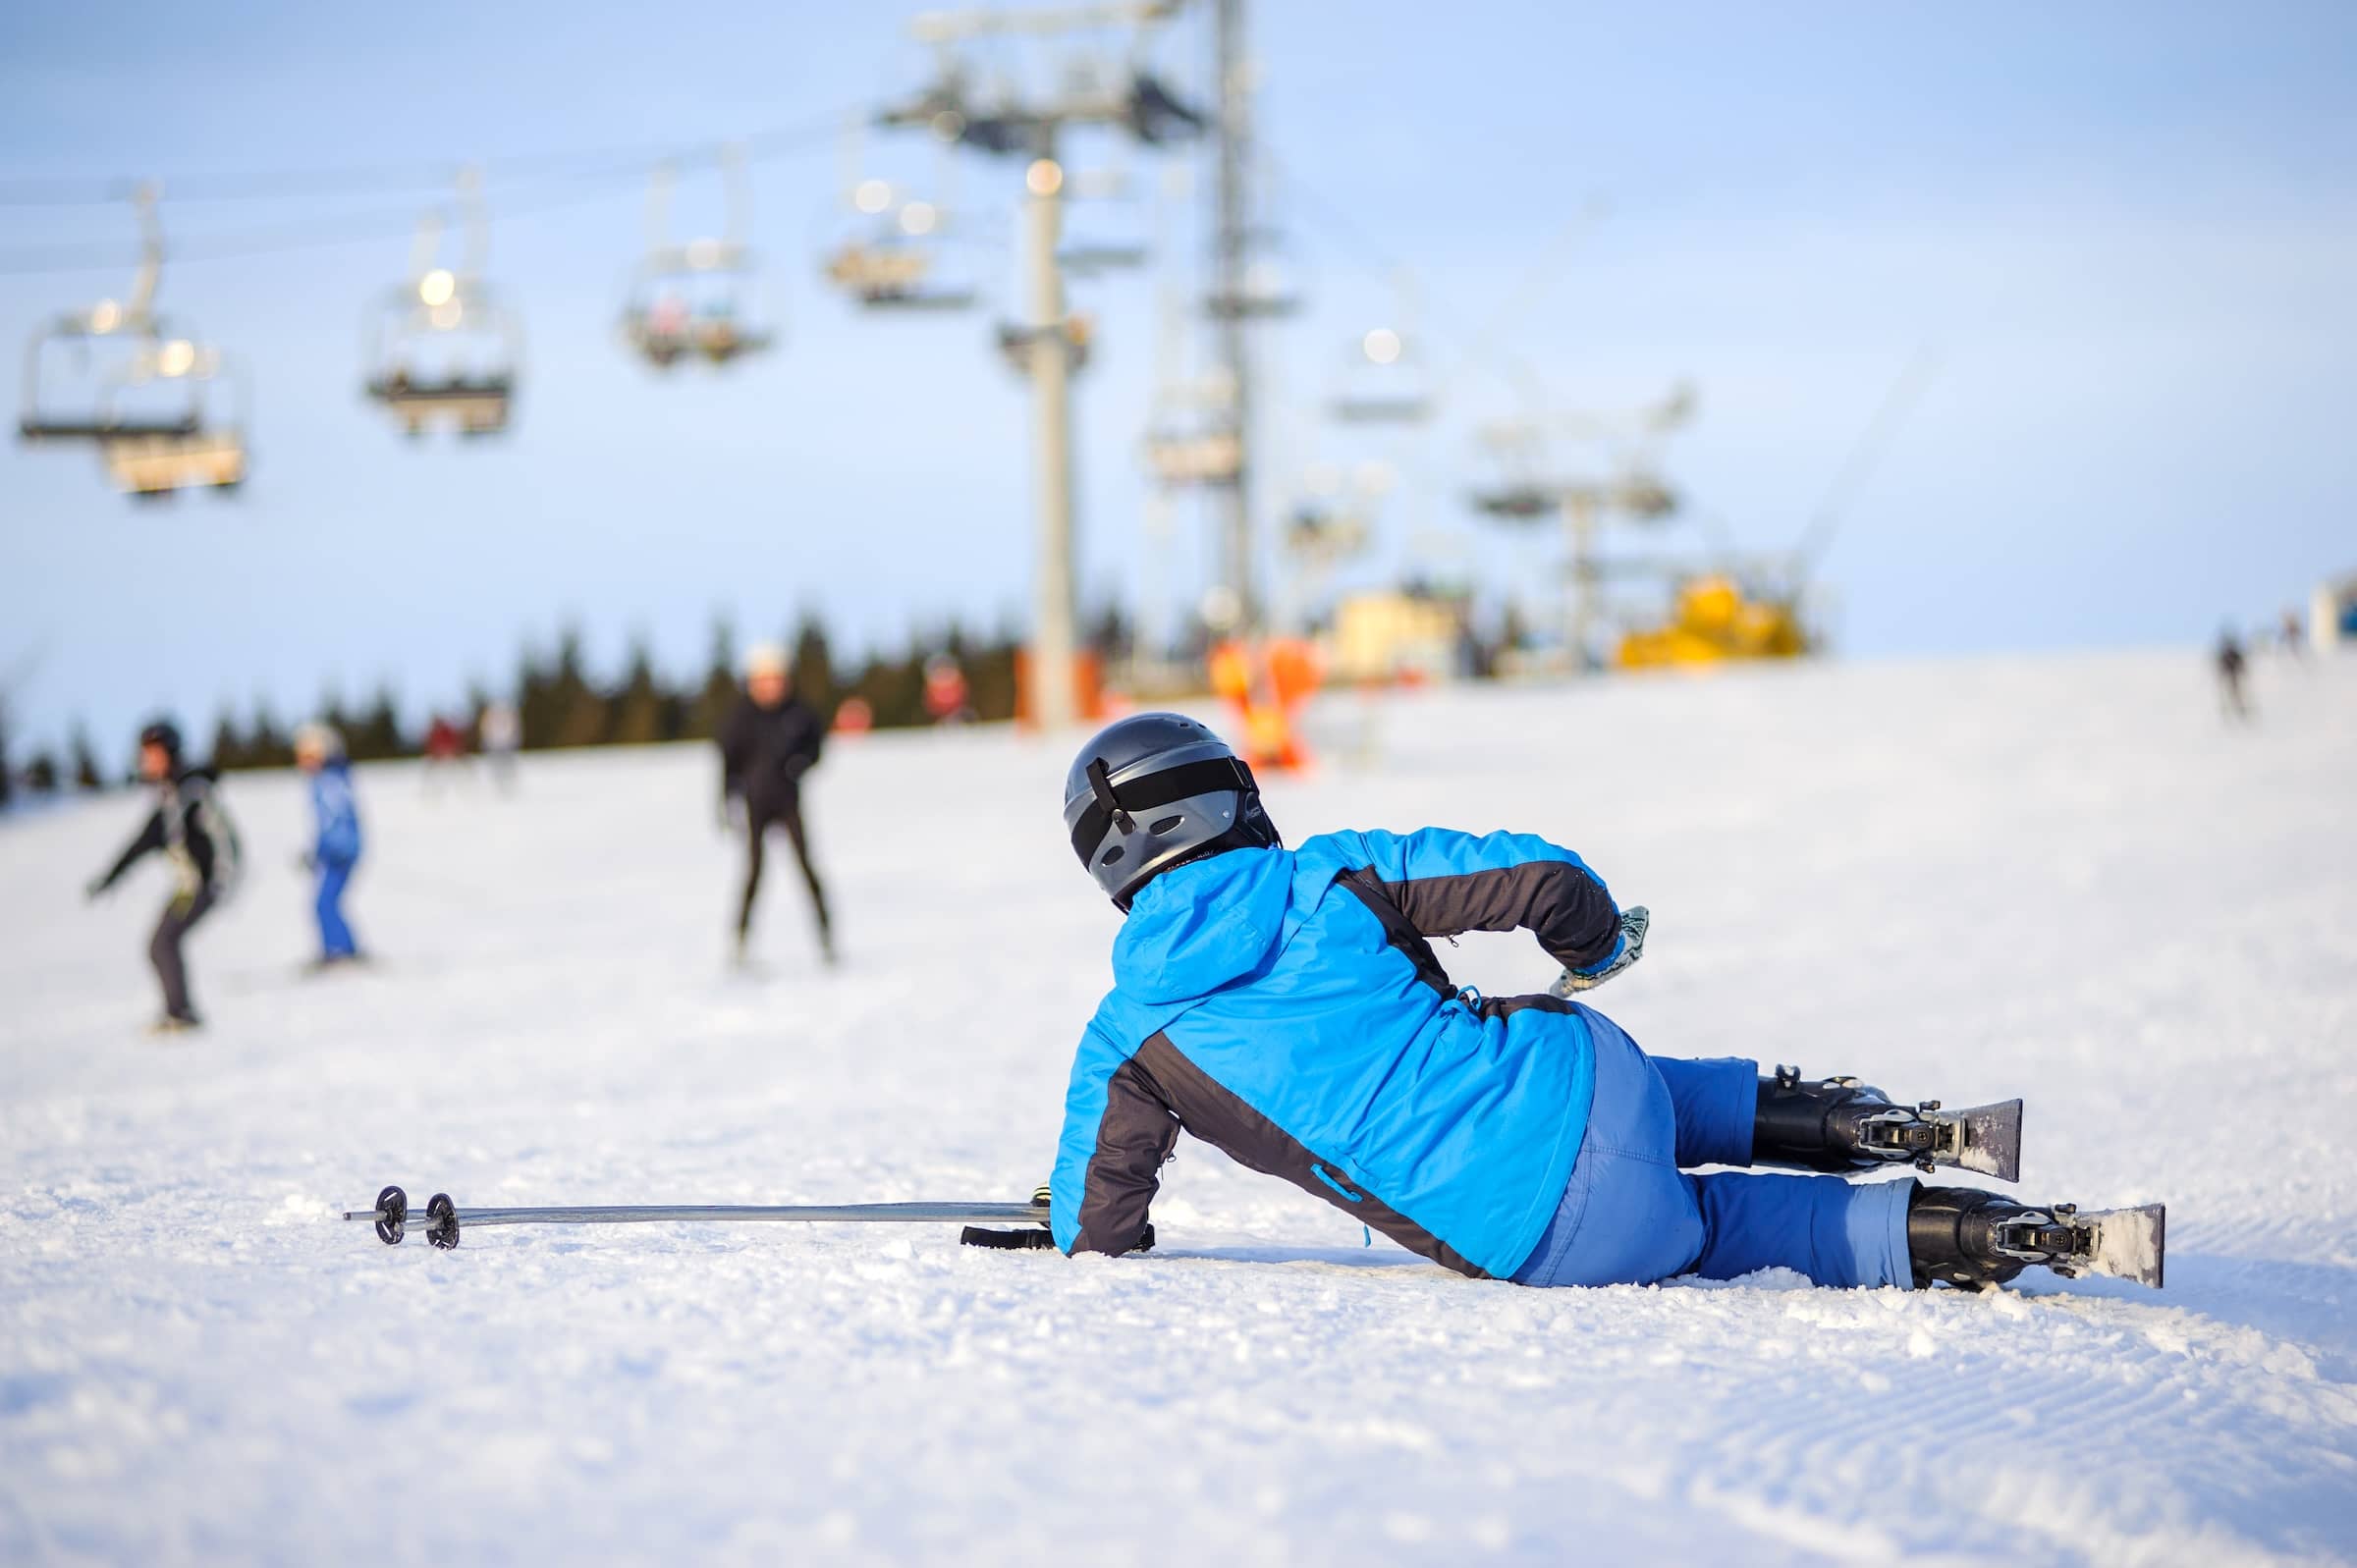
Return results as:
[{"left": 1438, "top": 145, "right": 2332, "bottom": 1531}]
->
[
  {"left": 137, "top": 719, "right": 183, "bottom": 761},
  {"left": 1064, "top": 712, "right": 1280, "bottom": 909}
]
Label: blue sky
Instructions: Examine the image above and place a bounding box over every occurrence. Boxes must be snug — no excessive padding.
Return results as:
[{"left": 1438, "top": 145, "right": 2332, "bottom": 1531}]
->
[{"left": 2, "top": 1, "right": 2351, "bottom": 760}]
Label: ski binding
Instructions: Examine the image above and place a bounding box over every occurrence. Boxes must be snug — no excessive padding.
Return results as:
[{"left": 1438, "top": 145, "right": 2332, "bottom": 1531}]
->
[
  {"left": 1997, "top": 1201, "right": 2165, "bottom": 1289},
  {"left": 1855, "top": 1096, "right": 2023, "bottom": 1182}
]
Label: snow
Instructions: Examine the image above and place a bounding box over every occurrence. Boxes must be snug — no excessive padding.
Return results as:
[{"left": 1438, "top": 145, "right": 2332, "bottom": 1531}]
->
[{"left": 4, "top": 648, "right": 2355, "bottom": 1566}]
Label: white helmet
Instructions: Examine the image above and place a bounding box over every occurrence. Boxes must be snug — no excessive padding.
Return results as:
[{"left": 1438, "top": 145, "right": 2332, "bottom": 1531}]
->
[{"left": 294, "top": 722, "right": 345, "bottom": 760}]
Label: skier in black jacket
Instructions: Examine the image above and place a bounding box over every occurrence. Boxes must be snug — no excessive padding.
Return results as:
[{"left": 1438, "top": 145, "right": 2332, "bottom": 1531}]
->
[
  {"left": 85, "top": 720, "right": 241, "bottom": 1031},
  {"left": 717, "top": 644, "right": 833, "bottom": 965}
]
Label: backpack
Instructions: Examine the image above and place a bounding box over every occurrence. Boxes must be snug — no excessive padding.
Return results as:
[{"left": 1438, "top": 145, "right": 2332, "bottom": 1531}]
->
[{"left": 178, "top": 775, "right": 246, "bottom": 902}]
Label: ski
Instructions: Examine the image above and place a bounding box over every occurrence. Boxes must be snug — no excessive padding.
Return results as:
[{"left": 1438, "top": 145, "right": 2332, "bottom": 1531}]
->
[
  {"left": 346, "top": 1185, "right": 1049, "bottom": 1250},
  {"left": 1859, "top": 1098, "right": 2023, "bottom": 1183},
  {"left": 1997, "top": 1201, "right": 2165, "bottom": 1289}
]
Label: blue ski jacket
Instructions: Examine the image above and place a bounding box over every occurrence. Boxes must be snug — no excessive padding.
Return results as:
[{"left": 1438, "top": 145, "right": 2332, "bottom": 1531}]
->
[
  {"left": 310, "top": 759, "right": 362, "bottom": 870},
  {"left": 1050, "top": 828, "right": 1627, "bottom": 1278}
]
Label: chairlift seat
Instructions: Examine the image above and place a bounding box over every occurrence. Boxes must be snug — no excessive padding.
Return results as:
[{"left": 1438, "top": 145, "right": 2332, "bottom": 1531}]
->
[
  {"left": 1330, "top": 395, "right": 1435, "bottom": 425},
  {"left": 21, "top": 412, "right": 202, "bottom": 444},
  {"left": 102, "top": 429, "right": 247, "bottom": 496},
  {"left": 1204, "top": 290, "right": 1301, "bottom": 321},
  {"left": 366, "top": 374, "right": 512, "bottom": 437},
  {"left": 1472, "top": 486, "right": 1554, "bottom": 520},
  {"left": 693, "top": 320, "right": 770, "bottom": 362},
  {"left": 1144, "top": 430, "right": 1242, "bottom": 486},
  {"left": 863, "top": 287, "right": 979, "bottom": 312},
  {"left": 828, "top": 245, "right": 932, "bottom": 295},
  {"left": 1058, "top": 243, "right": 1150, "bottom": 275},
  {"left": 368, "top": 373, "right": 515, "bottom": 405},
  {"left": 997, "top": 320, "right": 1091, "bottom": 376}
]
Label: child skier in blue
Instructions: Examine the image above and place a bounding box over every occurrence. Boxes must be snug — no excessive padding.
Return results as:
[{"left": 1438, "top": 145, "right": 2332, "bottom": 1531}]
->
[
  {"left": 295, "top": 723, "right": 364, "bottom": 967},
  {"left": 1048, "top": 714, "right": 2163, "bottom": 1292}
]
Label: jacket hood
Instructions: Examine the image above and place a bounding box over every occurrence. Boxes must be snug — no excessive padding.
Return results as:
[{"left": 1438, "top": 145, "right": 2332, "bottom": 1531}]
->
[{"left": 1112, "top": 846, "right": 1291, "bottom": 1004}]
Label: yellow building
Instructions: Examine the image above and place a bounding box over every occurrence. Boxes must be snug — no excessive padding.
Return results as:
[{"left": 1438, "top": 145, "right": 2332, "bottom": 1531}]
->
[
  {"left": 1615, "top": 574, "right": 1812, "bottom": 669},
  {"left": 1325, "top": 590, "right": 1467, "bottom": 683}
]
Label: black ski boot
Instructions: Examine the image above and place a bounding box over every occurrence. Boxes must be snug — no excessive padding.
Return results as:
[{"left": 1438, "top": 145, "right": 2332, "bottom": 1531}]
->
[
  {"left": 1907, "top": 1185, "right": 2167, "bottom": 1290},
  {"left": 1755, "top": 1064, "right": 2021, "bottom": 1182}
]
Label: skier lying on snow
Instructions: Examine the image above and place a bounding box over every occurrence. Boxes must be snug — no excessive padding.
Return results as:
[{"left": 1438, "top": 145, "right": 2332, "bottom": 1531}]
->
[{"left": 1048, "top": 714, "right": 2163, "bottom": 1291}]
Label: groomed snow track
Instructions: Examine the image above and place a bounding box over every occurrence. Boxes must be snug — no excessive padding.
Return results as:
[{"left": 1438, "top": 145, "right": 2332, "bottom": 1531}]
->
[{"left": 4, "top": 649, "right": 2353, "bottom": 1565}]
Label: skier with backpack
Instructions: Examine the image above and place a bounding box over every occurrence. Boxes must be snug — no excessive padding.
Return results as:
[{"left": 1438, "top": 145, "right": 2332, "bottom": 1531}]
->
[
  {"left": 84, "top": 719, "right": 242, "bottom": 1033},
  {"left": 1046, "top": 713, "right": 2163, "bottom": 1291}
]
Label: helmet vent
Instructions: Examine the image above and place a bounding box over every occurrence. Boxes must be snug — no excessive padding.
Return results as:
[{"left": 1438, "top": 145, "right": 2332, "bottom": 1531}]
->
[
  {"left": 1148, "top": 814, "right": 1185, "bottom": 836},
  {"left": 1099, "top": 845, "right": 1126, "bottom": 867}
]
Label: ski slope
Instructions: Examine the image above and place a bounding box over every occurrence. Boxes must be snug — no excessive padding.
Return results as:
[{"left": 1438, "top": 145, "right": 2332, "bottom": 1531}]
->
[{"left": 3, "top": 649, "right": 2353, "bottom": 1567}]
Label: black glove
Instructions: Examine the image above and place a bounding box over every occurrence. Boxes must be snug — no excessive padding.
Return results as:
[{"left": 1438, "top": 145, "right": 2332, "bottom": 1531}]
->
[
  {"left": 960, "top": 1222, "right": 1155, "bottom": 1254},
  {"left": 1552, "top": 905, "right": 1650, "bottom": 996}
]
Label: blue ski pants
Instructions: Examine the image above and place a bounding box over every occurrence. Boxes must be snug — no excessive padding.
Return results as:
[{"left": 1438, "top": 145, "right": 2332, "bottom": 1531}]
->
[
  {"left": 315, "top": 859, "right": 357, "bottom": 958},
  {"left": 1511, "top": 1011, "right": 1916, "bottom": 1289}
]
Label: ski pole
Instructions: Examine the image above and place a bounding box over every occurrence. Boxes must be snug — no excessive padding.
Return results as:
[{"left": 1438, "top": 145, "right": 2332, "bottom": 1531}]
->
[{"left": 345, "top": 1184, "right": 1051, "bottom": 1251}]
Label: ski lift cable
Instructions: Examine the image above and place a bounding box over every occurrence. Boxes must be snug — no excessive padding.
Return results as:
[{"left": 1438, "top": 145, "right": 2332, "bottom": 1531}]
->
[
  {"left": 1788, "top": 345, "right": 1939, "bottom": 568},
  {"left": 0, "top": 137, "right": 838, "bottom": 280},
  {"left": 0, "top": 108, "right": 854, "bottom": 210},
  {"left": 0, "top": 177, "right": 628, "bottom": 278}
]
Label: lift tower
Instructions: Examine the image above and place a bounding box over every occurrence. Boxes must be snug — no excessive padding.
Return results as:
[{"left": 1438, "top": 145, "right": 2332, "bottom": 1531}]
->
[
  {"left": 1211, "top": 0, "right": 1256, "bottom": 630},
  {"left": 877, "top": 2, "right": 1203, "bottom": 729}
]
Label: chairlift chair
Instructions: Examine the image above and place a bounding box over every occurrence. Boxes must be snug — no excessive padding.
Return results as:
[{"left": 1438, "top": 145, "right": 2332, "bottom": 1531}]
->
[
  {"left": 17, "top": 185, "right": 174, "bottom": 445},
  {"left": 363, "top": 177, "right": 523, "bottom": 439},
  {"left": 1328, "top": 326, "right": 1434, "bottom": 425},
  {"left": 1058, "top": 239, "right": 1150, "bottom": 277},
  {"left": 17, "top": 315, "right": 206, "bottom": 445},
  {"left": 93, "top": 337, "right": 249, "bottom": 498},
  {"left": 995, "top": 313, "right": 1092, "bottom": 376},
  {"left": 17, "top": 187, "right": 251, "bottom": 498},
  {"left": 822, "top": 194, "right": 980, "bottom": 312},
  {"left": 1285, "top": 504, "right": 1371, "bottom": 564},
  {"left": 1204, "top": 250, "right": 1302, "bottom": 321},
  {"left": 620, "top": 152, "right": 778, "bottom": 370},
  {"left": 623, "top": 242, "right": 777, "bottom": 367},
  {"left": 1143, "top": 423, "right": 1242, "bottom": 486},
  {"left": 1141, "top": 373, "right": 1241, "bottom": 487},
  {"left": 1470, "top": 484, "right": 1553, "bottom": 521},
  {"left": 363, "top": 285, "right": 522, "bottom": 438},
  {"left": 104, "top": 428, "right": 248, "bottom": 499},
  {"left": 1057, "top": 164, "right": 1150, "bottom": 278}
]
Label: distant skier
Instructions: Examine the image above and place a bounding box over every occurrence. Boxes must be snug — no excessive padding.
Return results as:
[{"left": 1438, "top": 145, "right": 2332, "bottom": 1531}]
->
[
  {"left": 718, "top": 643, "right": 834, "bottom": 966},
  {"left": 295, "top": 722, "right": 364, "bottom": 968},
  {"left": 2216, "top": 626, "right": 2252, "bottom": 720},
  {"left": 1046, "top": 714, "right": 2163, "bottom": 1292},
  {"left": 83, "top": 720, "right": 242, "bottom": 1032},
  {"left": 2276, "top": 607, "right": 2307, "bottom": 662},
  {"left": 421, "top": 714, "right": 468, "bottom": 790},
  {"left": 922, "top": 654, "right": 974, "bottom": 725},
  {"left": 477, "top": 700, "right": 521, "bottom": 791}
]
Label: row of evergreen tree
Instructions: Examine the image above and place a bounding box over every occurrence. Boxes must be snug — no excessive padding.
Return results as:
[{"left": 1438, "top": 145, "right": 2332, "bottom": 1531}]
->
[{"left": 1, "top": 609, "right": 1129, "bottom": 796}]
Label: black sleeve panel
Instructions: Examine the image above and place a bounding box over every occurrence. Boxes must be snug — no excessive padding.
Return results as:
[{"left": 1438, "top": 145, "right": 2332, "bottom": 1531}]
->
[
  {"left": 1377, "top": 860, "right": 1619, "bottom": 972},
  {"left": 716, "top": 699, "right": 748, "bottom": 798},
  {"left": 781, "top": 700, "right": 823, "bottom": 783},
  {"left": 1072, "top": 1054, "right": 1179, "bottom": 1256},
  {"left": 179, "top": 790, "right": 216, "bottom": 887},
  {"left": 93, "top": 808, "right": 165, "bottom": 892}
]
